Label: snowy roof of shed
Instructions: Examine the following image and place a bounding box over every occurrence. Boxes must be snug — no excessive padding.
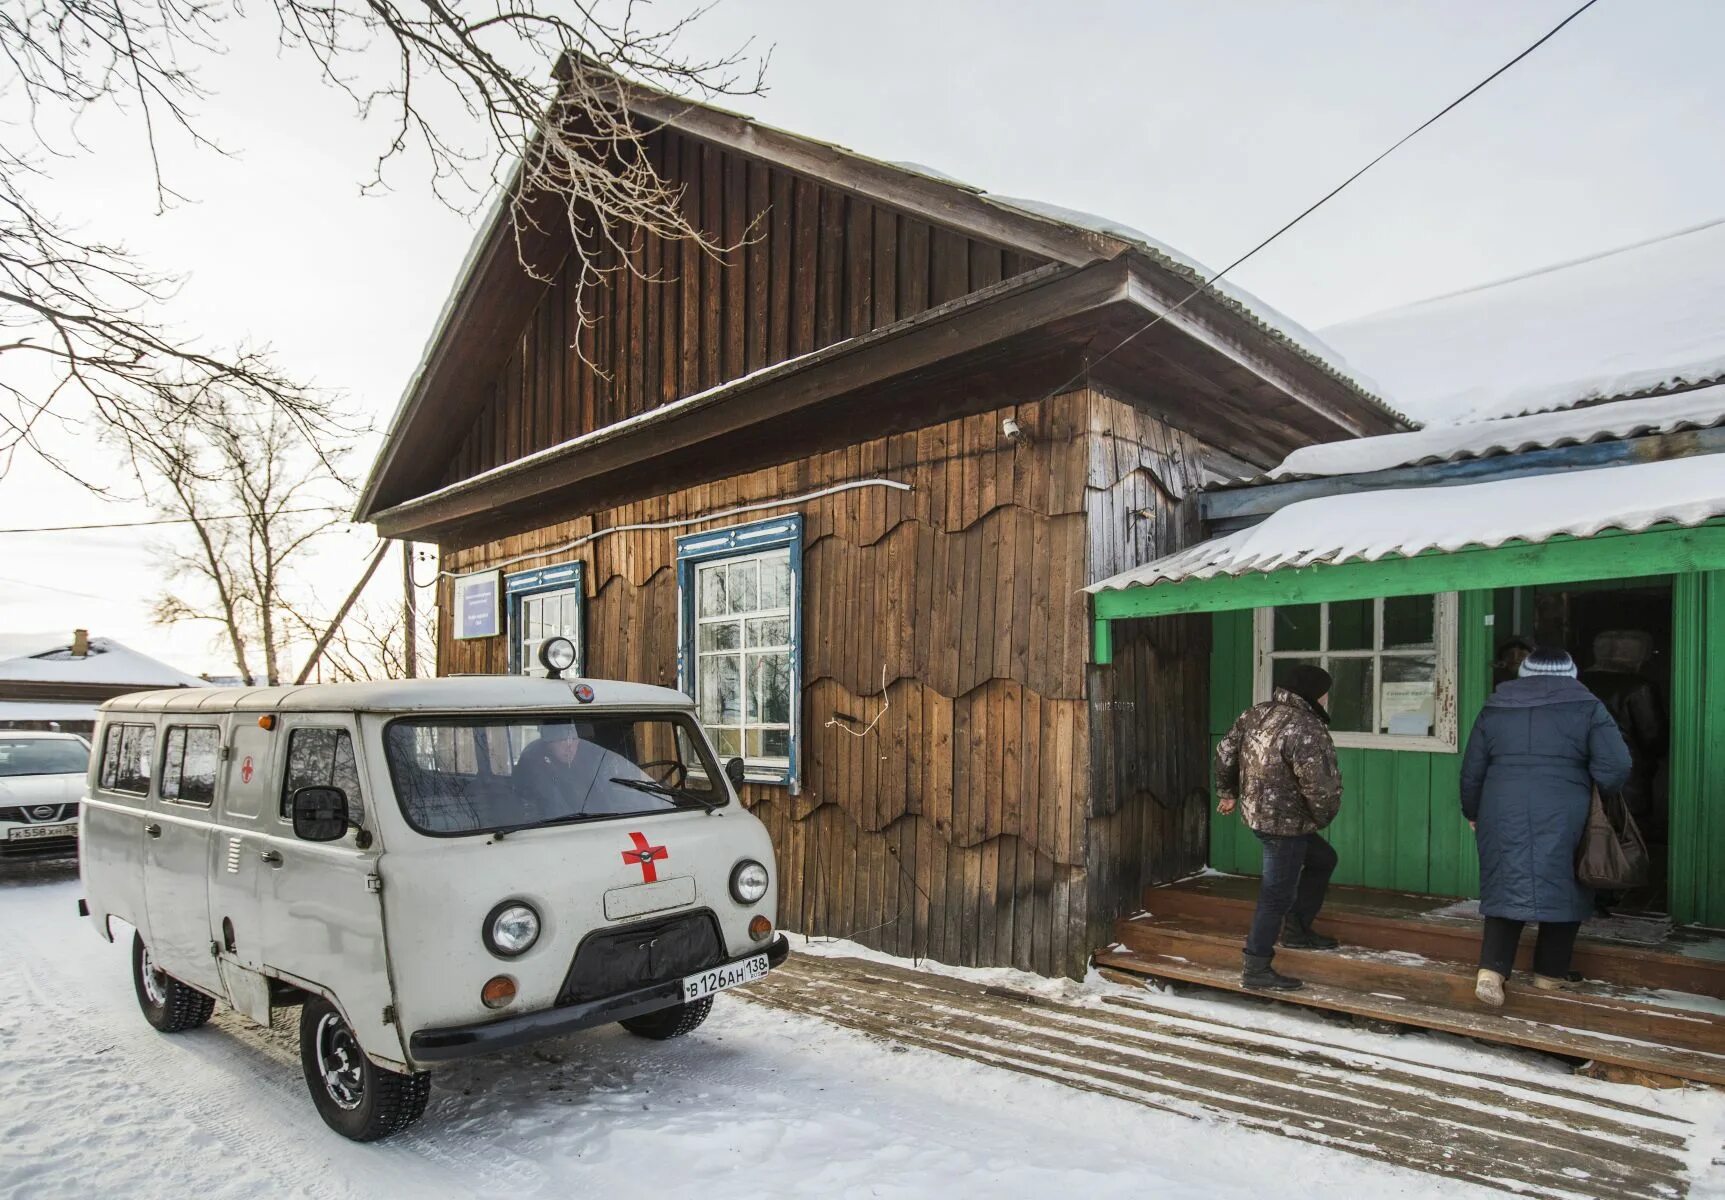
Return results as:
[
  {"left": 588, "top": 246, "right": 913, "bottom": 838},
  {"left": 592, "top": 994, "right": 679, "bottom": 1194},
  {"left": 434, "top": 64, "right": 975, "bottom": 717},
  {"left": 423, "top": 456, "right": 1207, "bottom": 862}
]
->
[
  {"left": 1262, "top": 383, "right": 1725, "bottom": 482},
  {"left": 1316, "top": 218, "right": 1725, "bottom": 427},
  {"left": 0, "top": 635, "right": 203, "bottom": 688},
  {"left": 1087, "top": 454, "right": 1725, "bottom": 593}
]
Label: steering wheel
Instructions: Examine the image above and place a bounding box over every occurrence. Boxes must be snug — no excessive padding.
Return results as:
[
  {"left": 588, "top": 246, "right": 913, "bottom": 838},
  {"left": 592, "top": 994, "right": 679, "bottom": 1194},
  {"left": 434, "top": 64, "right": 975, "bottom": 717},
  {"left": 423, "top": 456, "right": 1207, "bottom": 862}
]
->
[{"left": 637, "top": 759, "right": 687, "bottom": 789}]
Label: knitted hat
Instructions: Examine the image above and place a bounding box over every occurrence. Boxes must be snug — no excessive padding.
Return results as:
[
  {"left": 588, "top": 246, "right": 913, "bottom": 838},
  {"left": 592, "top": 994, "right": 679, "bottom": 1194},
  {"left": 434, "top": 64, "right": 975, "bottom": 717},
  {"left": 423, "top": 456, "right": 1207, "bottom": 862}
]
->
[
  {"left": 1518, "top": 646, "right": 1578, "bottom": 679},
  {"left": 1282, "top": 664, "right": 1333, "bottom": 706}
]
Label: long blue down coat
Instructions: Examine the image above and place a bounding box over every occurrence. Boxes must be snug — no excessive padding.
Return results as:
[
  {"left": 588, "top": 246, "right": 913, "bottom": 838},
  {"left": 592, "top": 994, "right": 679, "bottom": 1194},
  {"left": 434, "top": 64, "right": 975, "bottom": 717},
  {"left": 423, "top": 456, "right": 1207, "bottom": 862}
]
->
[{"left": 1460, "top": 676, "right": 1632, "bottom": 923}]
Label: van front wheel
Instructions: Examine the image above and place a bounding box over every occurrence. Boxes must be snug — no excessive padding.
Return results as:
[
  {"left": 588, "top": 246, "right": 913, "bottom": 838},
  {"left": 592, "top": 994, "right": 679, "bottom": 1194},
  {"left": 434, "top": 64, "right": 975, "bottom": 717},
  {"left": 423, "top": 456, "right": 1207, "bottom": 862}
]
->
[
  {"left": 619, "top": 995, "right": 713, "bottom": 1040},
  {"left": 131, "top": 933, "right": 215, "bottom": 1032},
  {"left": 298, "top": 997, "right": 430, "bottom": 1141}
]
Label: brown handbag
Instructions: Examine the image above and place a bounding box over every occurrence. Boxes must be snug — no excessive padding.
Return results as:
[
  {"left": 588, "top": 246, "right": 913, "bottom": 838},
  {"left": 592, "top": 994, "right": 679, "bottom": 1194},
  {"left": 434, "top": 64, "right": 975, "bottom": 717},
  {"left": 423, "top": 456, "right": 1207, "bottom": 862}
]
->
[{"left": 1575, "top": 786, "right": 1650, "bottom": 889}]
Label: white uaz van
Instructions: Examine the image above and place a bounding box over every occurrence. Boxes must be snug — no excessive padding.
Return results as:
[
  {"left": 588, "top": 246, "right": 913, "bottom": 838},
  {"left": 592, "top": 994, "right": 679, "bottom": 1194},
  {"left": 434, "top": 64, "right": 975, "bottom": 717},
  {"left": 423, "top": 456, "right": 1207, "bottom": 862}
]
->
[{"left": 79, "top": 661, "right": 785, "bottom": 1141}]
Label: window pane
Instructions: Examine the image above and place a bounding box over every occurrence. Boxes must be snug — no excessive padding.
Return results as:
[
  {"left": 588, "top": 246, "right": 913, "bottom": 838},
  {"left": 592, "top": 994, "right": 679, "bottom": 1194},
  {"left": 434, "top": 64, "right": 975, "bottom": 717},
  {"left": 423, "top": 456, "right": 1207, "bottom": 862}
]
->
[
  {"left": 712, "top": 727, "right": 742, "bottom": 757},
  {"left": 698, "top": 622, "right": 740, "bottom": 652},
  {"left": 1272, "top": 605, "right": 1321, "bottom": 652},
  {"left": 160, "top": 729, "right": 186, "bottom": 799},
  {"left": 101, "top": 726, "right": 122, "bottom": 789},
  {"left": 1381, "top": 655, "right": 1438, "bottom": 737},
  {"left": 747, "top": 616, "right": 790, "bottom": 649},
  {"left": 699, "top": 655, "right": 742, "bottom": 725},
  {"left": 1327, "top": 658, "right": 1375, "bottom": 733},
  {"left": 699, "top": 564, "right": 728, "bottom": 617},
  {"left": 754, "top": 653, "right": 792, "bottom": 725},
  {"left": 728, "top": 561, "right": 758, "bottom": 613},
  {"left": 760, "top": 728, "right": 790, "bottom": 759},
  {"left": 760, "top": 555, "right": 791, "bottom": 609},
  {"left": 1328, "top": 599, "right": 1376, "bottom": 652},
  {"left": 180, "top": 729, "right": 220, "bottom": 807},
  {"left": 1384, "top": 594, "right": 1436, "bottom": 650}
]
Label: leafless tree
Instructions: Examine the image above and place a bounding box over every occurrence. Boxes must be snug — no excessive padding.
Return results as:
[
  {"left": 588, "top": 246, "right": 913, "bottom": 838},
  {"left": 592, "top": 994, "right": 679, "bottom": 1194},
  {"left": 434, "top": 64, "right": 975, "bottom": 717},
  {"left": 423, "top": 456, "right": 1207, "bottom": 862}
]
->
[
  {"left": 136, "top": 388, "right": 354, "bottom": 685},
  {"left": 301, "top": 596, "right": 437, "bottom": 682},
  {"left": 2, "top": 0, "right": 766, "bottom": 481}
]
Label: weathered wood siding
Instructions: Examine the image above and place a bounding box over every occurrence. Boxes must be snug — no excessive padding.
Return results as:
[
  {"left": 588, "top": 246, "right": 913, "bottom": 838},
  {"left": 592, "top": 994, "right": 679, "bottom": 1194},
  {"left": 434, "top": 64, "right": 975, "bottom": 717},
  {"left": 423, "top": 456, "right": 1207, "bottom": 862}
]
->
[
  {"left": 437, "top": 389, "right": 1154, "bottom": 977},
  {"left": 442, "top": 127, "right": 1048, "bottom": 486},
  {"left": 1079, "top": 391, "right": 1213, "bottom": 949}
]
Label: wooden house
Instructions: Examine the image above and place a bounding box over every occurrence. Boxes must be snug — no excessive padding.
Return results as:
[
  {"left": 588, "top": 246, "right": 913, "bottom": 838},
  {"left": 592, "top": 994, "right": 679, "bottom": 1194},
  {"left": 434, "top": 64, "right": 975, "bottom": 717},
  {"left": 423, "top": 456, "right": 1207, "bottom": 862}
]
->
[{"left": 356, "top": 68, "right": 1402, "bottom": 978}]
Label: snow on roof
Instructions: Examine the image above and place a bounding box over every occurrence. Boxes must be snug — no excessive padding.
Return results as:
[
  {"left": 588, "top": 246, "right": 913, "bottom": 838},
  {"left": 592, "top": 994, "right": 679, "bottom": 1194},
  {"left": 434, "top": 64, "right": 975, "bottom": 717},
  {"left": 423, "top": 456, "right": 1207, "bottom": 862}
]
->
[
  {"left": 1262, "top": 383, "right": 1725, "bottom": 481},
  {"left": 0, "top": 700, "right": 102, "bottom": 724},
  {"left": 0, "top": 635, "right": 204, "bottom": 688},
  {"left": 1087, "top": 454, "right": 1725, "bottom": 593},
  {"left": 1318, "top": 218, "right": 1725, "bottom": 427}
]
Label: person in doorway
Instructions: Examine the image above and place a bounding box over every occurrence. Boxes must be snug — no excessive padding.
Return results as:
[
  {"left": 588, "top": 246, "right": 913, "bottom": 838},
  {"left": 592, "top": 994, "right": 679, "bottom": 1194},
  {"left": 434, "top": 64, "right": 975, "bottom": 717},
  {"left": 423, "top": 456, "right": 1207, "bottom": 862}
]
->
[
  {"left": 1493, "top": 637, "right": 1534, "bottom": 689},
  {"left": 1460, "top": 646, "right": 1631, "bottom": 1007},
  {"left": 1580, "top": 630, "right": 1665, "bottom": 834},
  {"left": 1214, "top": 665, "right": 1343, "bottom": 992}
]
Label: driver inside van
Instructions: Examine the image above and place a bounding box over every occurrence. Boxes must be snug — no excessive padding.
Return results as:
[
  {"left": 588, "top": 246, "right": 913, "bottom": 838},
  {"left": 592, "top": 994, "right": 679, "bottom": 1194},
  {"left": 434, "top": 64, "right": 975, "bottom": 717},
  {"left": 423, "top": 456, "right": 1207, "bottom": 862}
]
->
[{"left": 511, "top": 723, "right": 651, "bottom": 820}]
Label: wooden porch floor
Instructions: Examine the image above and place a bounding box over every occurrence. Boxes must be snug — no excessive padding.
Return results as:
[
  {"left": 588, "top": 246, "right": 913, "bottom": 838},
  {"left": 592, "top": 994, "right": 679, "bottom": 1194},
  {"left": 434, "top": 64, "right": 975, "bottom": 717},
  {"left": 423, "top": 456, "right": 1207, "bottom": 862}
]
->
[{"left": 1099, "top": 874, "right": 1725, "bottom": 1087}]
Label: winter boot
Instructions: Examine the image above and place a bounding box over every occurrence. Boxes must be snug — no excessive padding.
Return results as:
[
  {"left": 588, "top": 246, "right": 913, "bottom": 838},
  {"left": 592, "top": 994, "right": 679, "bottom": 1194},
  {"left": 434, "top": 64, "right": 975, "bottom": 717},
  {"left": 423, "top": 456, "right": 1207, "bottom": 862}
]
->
[
  {"left": 1474, "top": 968, "right": 1507, "bottom": 1008},
  {"left": 1281, "top": 915, "right": 1339, "bottom": 951},
  {"left": 1530, "top": 974, "right": 1570, "bottom": 992},
  {"left": 1242, "top": 953, "right": 1302, "bottom": 991}
]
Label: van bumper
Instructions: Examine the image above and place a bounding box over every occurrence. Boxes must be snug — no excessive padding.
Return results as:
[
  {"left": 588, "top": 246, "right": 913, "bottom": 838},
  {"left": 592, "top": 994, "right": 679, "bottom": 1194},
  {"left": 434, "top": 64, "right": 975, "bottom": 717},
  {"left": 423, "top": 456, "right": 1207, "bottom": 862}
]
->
[{"left": 407, "top": 934, "right": 791, "bottom": 1063}]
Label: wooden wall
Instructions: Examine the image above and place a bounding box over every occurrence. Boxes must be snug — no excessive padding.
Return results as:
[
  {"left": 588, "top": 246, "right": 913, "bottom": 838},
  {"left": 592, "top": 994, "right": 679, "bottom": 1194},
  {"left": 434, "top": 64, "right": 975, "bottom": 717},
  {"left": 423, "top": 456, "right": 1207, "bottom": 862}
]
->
[
  {"left": 438, "top": 389, "right": 1136, "bottom": 977},
  {"left": 1079, "top": 392, "right": 1214, "bottom": 947},
  {"left": 442, "top": 126, "right": 1047, "bottom": 486}
]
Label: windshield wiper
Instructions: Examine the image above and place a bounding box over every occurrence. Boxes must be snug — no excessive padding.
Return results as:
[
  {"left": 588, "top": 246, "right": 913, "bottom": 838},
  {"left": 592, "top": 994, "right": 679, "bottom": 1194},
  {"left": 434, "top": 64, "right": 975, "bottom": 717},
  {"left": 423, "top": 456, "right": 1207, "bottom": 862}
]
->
[
  {"left": 488, "top": 810, "right": 608, "bottom": 840},
  {"left": 609, "top": 776, "right": 722, "bottom": 812}
]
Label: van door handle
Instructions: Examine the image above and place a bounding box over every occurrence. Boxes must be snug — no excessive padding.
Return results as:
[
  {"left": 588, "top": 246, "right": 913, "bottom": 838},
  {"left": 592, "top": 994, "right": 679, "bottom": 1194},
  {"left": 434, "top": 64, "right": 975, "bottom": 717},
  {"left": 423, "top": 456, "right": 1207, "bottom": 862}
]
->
[
  {"left": 259, "top": 849, "right": 283, "bottom": 867},
  {"left": 144, "top": 823, "right": 162, "bottom": 838}
]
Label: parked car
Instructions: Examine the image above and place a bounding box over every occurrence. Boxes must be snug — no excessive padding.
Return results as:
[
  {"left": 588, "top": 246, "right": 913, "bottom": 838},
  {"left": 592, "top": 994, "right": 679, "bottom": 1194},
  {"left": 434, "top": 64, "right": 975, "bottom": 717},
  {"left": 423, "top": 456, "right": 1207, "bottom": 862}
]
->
[
  {"left": 79, "top": 645, "right": 786, "bottom": 1141},
  {"left": 0, "top": 730, "right": 89, "bottom": 861}
]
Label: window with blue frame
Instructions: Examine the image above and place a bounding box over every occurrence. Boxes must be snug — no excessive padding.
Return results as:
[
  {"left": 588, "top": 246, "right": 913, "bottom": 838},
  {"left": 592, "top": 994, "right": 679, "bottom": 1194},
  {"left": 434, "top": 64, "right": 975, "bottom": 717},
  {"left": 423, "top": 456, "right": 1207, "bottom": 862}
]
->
[
  {"left": 506, "top": 562, "right": 586, "bottom": 676},
  {"left": 677, "top": 516, "right": 801, "bottom": 786}
]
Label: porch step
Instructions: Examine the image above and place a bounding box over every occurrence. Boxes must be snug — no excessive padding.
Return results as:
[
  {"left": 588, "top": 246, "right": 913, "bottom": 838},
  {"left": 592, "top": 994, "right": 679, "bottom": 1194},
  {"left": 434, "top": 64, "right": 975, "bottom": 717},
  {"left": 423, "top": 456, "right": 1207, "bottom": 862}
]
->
[
  {"left": 1142, "top": 875, "right": 1725, "bottom": 999},
  {"left": 1114, "top": 915, "right": 1725, "bottom": 1060}
]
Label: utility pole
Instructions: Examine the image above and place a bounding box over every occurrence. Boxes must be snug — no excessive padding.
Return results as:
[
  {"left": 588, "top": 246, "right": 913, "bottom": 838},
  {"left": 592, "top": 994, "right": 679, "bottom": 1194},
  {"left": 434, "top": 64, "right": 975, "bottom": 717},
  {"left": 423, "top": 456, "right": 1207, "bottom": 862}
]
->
[
  {"left": 402, "top": 540, "right": 418, "bottom": 679},
  {"left": 295, "top": 541, "right": 391, "bottom": 685}
]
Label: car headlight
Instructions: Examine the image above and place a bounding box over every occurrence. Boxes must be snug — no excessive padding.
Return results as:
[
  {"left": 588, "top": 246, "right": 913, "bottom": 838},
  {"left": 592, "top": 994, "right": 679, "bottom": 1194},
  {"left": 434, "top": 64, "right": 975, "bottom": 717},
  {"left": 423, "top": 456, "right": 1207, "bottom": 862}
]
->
[
  {"left": 484, "top": 901, "right": 541, "bottom": 957},
  {"left": 730, "top": 860, "right": 769, "bottom": 904}
]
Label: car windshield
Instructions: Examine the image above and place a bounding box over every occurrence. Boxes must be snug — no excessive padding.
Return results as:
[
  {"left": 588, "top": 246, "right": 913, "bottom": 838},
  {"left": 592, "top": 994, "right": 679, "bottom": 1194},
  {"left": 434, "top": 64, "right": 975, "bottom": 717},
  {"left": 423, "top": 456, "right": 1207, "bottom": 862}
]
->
[
  {"left": 383, "top": 712, "right": 728, "bottom": 836},
  {"left": 0, "top": 738, "right": 89, "bottom": 777}
]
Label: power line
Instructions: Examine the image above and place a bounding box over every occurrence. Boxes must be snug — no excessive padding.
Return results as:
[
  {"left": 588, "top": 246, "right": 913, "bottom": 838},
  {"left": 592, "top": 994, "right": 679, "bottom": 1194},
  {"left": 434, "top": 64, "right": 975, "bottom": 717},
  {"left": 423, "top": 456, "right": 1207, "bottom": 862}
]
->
[
  {"left": 0, "top": 507, "right": 341, "bottom": 534},
  {"left": 1049, "top": 0, "right": 1604, "bottom": 399}
]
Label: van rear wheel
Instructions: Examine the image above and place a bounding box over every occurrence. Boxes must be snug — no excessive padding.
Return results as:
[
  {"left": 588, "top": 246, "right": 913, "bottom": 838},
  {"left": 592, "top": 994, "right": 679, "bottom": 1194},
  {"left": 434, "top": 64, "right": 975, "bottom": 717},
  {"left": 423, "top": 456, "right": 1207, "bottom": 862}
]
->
[
  {"left": 131, "top": 932, "right": 215, "bottom": 1033},
  {"left": 298, "top": 997, "right": 430, "bottom": 1141},
  {"left": 619, "top": 995, "right": 713, "bottom": 1040}
]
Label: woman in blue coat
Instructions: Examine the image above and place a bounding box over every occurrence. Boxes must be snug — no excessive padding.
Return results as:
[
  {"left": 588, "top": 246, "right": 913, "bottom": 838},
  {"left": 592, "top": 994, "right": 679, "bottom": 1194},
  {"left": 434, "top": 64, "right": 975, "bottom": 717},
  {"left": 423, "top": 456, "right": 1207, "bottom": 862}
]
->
[{"left": 1460, "top": 646, "right": 1632, "bottom": 1007}]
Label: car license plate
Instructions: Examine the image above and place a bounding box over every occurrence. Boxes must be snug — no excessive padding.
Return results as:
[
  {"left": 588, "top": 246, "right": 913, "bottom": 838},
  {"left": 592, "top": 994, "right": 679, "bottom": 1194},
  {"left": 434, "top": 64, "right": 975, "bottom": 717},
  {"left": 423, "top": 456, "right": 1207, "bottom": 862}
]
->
[
  {"left": 6, "top": 822, "right": 75, "bottom": 841},
  {"left": 681, "top": 953, "right": 770, "bottom": 1002}
]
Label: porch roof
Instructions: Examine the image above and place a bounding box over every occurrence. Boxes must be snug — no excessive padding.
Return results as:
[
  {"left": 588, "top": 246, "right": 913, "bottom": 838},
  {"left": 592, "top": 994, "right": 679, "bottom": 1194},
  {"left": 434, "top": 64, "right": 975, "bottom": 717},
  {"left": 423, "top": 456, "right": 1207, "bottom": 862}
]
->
[{"left": 1087, "top": 455, "right": 1725, "bottom": 637}]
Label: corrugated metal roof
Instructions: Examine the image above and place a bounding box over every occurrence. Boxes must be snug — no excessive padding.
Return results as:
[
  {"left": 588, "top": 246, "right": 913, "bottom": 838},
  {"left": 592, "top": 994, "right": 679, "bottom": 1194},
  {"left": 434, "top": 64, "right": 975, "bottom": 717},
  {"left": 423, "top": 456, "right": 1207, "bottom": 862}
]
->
[
  {"left": 1242, "top": 384, "right": 1725, "bottom": 484},
  {"left": 1087, "top": 454, "right": 1725, "bottom": 594}
]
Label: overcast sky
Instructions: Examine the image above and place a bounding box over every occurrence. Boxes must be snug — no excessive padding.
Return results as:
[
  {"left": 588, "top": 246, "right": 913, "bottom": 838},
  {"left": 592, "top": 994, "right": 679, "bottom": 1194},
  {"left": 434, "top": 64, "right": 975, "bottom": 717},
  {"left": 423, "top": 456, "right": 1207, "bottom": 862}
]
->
[{"left": 5, "top": 0, "right": 1723, "bottom": 676}]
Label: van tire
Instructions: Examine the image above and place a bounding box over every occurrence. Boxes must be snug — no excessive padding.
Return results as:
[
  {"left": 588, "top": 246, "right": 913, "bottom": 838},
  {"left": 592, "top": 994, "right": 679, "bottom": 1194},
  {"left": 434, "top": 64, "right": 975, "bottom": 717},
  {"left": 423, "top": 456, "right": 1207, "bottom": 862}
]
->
[
  {"left": 299, "top": 997, "right": 430, "bottom": 1141},
  {"left": 619, "top": 995, "right": 713, "bottom": 1040},
  {"left": 132, "top": 932, "right": 216, "bottom": 1033}
]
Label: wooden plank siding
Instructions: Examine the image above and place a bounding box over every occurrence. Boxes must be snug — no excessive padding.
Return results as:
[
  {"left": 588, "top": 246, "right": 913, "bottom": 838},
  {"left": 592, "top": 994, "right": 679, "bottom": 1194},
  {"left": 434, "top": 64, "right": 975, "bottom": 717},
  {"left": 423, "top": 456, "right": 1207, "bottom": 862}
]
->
[
  {"left": 434, "top": 388, "right": 1193, "bottom": 978},
  {"left": 440, "top": 128, "right": 1050, "bottom": 488},
  {"left": 1079, "top": 391, "right": 1214, "bottom": 955}
]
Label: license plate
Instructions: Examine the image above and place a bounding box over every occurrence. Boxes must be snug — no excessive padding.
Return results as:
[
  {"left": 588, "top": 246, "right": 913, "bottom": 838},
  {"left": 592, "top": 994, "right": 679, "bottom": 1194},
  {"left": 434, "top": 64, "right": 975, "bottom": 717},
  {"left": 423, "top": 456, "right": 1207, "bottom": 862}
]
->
[
  {"left": 681, "top": 953, "right": 769, "bottom": 1002},
  {"left": 6, "top": 823, "right": 75, "bottom": 841}
]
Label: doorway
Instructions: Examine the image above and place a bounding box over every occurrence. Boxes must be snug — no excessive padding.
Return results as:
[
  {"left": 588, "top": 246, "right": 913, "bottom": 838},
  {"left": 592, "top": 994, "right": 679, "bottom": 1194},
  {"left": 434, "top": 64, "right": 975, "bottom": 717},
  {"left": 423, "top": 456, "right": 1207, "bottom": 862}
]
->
[{"left": 1490, "top": 578, "right": 1672, "bottom": 915}]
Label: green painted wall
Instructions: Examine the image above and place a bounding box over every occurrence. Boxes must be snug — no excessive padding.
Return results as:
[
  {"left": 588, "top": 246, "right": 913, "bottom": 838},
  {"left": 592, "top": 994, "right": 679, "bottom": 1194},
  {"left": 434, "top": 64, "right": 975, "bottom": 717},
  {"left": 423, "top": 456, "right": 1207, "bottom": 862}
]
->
[
  {"left": 1670, "top": 571, "right": 1725, "bottom": 927},
  {"left": 1208, "top": 593, "right": 1491, "bottom": 898}
]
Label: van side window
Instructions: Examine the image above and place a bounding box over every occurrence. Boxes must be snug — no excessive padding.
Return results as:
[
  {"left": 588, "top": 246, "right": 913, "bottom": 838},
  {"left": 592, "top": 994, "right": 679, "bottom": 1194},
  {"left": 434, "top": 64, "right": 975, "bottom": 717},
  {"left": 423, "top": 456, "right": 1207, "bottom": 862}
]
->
[
  {"left": 100, "top": 724, "right": 155, "bottom": 795},
  {"left": 160, "top": 727, "right": 221, "bottom": 807},
  {"left": 282, "top": 728, "right": 364, "bottom": 825}
]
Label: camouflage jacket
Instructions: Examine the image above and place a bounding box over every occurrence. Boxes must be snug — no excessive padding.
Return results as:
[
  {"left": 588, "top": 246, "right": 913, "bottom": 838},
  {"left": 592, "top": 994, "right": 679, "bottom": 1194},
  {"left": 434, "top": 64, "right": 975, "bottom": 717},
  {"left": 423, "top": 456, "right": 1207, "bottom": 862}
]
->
[{"left": 1214, "top": 688, "right": 1342, "bottom": 837}]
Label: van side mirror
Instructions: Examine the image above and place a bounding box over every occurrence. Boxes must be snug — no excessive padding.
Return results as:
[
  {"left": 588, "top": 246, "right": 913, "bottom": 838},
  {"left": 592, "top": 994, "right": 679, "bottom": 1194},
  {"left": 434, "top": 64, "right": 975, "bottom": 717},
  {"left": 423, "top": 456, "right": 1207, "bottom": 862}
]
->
[
  {"left": 724, "top": 757, "right": 746, "bottom": 788},
  {"left": 291, "top": 786, "right": 348, "bottom": 842}
]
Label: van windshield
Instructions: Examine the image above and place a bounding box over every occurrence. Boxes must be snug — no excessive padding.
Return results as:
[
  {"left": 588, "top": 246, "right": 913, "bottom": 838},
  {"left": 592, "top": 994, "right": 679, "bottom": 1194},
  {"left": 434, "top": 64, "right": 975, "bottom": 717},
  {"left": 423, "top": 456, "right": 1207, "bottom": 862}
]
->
[
  {"left": 0, "top": 738, "right": 89, "bottom": 777},
  {"left": 383, "top": 713, "right": 729, "bottom": 836}
]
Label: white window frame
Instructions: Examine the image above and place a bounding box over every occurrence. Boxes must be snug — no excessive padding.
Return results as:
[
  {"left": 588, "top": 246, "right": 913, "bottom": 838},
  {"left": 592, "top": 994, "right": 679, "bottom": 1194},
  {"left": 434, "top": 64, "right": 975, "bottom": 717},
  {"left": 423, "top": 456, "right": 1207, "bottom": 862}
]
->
[
  {"left": 506, "top": 563, "right": 585, "bottom": 677},
  {"left": 1252, "top": 593, "right": 1459, "bottom": 752}
]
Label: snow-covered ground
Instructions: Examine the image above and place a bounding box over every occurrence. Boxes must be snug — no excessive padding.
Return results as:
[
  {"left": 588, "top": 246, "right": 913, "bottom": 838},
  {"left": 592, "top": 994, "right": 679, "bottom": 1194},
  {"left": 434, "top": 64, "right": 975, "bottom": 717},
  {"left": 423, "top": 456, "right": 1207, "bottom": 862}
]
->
[{"left": 0, "top": 862, "right": 1714, "bottom": 1199}]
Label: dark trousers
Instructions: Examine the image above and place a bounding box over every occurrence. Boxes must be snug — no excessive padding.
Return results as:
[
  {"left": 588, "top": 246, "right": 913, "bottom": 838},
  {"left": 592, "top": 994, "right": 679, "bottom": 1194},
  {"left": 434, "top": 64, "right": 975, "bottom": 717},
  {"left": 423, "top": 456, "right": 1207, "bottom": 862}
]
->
[
  {"left": 1479, "top": 917, "right": 1581, "bottom": 978},
  {"left": 1246, "top": 833, "right": 1338, "bottom": 958}
]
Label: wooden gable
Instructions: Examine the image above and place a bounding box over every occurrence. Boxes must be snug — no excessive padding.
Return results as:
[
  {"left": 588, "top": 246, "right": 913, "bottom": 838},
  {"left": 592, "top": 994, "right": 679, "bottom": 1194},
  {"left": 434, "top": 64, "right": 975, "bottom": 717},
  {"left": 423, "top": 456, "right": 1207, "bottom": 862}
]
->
[{"left": 440, "top": 126, "right": 1050, "bottom": 488}]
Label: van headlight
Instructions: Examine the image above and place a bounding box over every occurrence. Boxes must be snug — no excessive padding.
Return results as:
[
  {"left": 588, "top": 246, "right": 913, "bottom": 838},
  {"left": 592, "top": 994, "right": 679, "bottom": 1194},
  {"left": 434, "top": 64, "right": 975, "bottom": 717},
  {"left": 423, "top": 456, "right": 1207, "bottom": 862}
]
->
[
  {"left": 484, "top": 901, "right": 541, "bottom": 957},
  {"left": 730, "top": 860, "right": 769, "bottom": 904}
]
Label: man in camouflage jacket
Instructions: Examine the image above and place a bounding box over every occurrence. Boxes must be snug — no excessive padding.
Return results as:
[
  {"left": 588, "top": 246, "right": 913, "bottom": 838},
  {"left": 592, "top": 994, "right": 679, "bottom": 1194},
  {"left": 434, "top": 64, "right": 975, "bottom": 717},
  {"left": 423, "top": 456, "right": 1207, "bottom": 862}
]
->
[{"left": 1214, "top": 665, "right": 1343, "bottom": 990}]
